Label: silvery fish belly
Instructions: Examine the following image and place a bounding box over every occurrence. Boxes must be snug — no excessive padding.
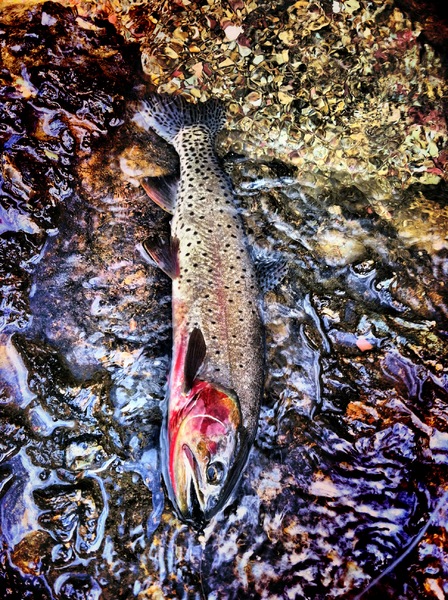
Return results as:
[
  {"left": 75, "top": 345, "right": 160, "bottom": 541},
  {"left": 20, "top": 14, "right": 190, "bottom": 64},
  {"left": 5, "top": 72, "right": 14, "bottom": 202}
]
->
[{"left": 135, "top": 95, "right": 264, "bottom": 526}]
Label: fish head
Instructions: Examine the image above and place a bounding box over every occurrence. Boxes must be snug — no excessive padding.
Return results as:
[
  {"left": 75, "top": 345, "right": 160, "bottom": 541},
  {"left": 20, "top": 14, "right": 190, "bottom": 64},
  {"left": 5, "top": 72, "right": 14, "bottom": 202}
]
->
[{"left": 167, "top": 380, "right": 249, "bottom": 526}]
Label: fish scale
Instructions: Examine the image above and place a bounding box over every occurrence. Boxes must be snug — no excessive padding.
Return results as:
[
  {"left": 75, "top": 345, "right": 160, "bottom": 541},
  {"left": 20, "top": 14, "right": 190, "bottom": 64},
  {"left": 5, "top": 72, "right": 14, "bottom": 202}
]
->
[
  {"left": 136, "top": 95, "right": 264, "bottom": 525},
  {"left": 172, "top": 126, "right": 263, "bottom": 428}
]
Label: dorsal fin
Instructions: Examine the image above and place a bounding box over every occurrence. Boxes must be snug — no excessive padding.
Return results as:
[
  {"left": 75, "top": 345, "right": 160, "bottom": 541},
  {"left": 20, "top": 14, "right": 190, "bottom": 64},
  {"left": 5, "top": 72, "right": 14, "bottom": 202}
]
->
[{"left": 184, "top": 328, "right": 206, "bottom": 393}]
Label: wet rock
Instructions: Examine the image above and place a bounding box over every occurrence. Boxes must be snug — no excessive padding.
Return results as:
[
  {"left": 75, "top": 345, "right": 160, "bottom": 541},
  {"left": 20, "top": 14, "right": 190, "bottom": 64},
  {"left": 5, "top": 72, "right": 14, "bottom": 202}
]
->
[
  {"left": 10, "top": 530, "right": 53, "bottom": 576},
  {"left": 0, "top": 549, "right": 52, "bottom": 600},
  {"left": 33, "top": 478, "right": 106, "bottom": 555},
  {"left": 54, "top": 573, "right": 102, "bottom": 600},
  {"left": 64, "top": 437, "right": 108, "bottom": 472}
]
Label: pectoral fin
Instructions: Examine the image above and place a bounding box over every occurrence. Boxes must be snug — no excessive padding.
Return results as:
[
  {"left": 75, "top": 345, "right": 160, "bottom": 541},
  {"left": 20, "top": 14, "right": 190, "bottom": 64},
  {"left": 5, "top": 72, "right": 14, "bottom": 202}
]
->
[
  {"left": 142, "top": 175, "right": 178, "bottom": 214},
  {"left": 140, "top": 235, "right": 179, "bottom": 279},
  {"left": 184, "top": 328, "right": 206, "bottom": 393}
]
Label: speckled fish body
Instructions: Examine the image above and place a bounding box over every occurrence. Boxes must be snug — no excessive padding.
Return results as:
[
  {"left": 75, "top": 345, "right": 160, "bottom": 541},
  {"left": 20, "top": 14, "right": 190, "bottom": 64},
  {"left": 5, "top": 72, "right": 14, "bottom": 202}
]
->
[{"left": 136, "top": 96, "right": 264, "bottom": 526}]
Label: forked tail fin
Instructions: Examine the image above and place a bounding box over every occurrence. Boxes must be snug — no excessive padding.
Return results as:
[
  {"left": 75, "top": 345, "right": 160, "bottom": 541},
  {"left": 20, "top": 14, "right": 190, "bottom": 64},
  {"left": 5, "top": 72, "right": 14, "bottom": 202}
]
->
[{"left": 134, "top": 94, "right": 226, "bottom": 144}]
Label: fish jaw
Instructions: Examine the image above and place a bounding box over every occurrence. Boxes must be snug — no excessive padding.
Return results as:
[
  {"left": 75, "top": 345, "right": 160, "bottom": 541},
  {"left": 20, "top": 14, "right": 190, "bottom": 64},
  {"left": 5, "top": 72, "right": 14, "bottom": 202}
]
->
[{"left": 166, "top": 380, "right": 248, "bottom": 526}]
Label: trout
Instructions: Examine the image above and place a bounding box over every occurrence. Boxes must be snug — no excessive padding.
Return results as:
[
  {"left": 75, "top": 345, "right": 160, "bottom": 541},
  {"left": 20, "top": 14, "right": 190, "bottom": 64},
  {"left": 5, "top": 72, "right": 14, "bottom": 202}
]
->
[{"left": 136, "top": 95, "right": 264, "bottom": 527}]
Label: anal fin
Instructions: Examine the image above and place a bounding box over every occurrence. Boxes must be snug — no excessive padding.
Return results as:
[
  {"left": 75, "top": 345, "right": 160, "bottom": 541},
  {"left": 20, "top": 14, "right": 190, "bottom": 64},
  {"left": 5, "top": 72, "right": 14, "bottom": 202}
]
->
[
  {"left": 140, "top": 235, "right": 179, "bottom": 279},
  {"left": 142, "top": 175, "right": 178, "bottom": 214},
  {"left": 252, "top": 247, "right": 288, "bottom": 292},
  {"left": 184, "top": 328, "right": 206, "bottom": 394}
]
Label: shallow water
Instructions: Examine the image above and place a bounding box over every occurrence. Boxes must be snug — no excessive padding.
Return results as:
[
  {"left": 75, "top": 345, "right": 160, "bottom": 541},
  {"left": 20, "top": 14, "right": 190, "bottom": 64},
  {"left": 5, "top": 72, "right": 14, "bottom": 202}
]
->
[{"left": 0, "top": 2, "right": 447, "bottom": 600}]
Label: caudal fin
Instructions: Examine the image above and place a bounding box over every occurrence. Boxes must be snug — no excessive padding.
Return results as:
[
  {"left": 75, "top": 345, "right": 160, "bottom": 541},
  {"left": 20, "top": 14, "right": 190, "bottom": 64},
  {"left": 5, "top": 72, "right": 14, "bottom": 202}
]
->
[{"left": 134, "top": 94, "right": 226, "bottom": 144}]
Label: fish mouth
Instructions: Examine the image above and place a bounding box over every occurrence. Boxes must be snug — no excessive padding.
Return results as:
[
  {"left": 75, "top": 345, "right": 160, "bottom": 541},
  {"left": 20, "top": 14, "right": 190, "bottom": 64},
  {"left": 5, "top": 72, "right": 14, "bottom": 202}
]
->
[
  {"left": 178, "top": 429, "right": 252, "bottom": 527},
  {"left": 181, "top": 443, "right": 226, "bottom": 526},
  {"left": 182, "top": 444, "right": 207, "bottom": 527}
]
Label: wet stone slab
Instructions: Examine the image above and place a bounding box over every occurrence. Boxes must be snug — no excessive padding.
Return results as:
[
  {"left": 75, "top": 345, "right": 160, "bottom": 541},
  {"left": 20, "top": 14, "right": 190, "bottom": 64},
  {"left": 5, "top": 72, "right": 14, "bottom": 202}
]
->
[{"left": 0, "top": 2, "right": 447, "bottom": 600}]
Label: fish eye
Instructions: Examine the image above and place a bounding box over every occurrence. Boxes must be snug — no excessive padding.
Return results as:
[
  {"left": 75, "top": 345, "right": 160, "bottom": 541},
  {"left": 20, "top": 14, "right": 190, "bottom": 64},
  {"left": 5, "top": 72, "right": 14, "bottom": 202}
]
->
[{"left": 206, "top": 461, "right": 225, "bottom": 485}]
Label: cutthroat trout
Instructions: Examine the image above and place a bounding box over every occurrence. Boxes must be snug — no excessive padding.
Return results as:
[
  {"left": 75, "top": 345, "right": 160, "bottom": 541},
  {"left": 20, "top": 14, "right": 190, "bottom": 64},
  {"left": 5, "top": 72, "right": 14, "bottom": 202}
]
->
[{"left": 135, "top": 95, "right": 264, "bottom": 527}]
